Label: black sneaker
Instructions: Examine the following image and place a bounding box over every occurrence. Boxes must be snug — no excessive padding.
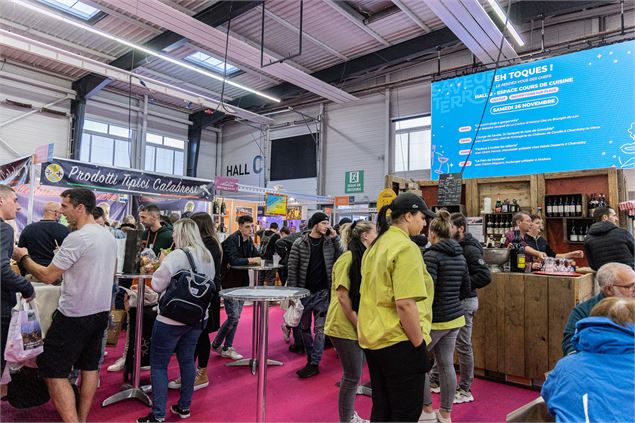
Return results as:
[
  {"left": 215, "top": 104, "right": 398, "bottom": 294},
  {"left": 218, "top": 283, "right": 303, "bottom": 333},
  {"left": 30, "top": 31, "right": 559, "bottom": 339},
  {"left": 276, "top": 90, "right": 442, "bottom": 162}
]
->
[
  {"left": 296, "top": 363, "right": 319, "bottom": 378},
  {"left": 170, "top": 404, "right": 191, "bottom": 419},
  {"left": 288, "top": 344, "right": 305, "bottom": 354},
  {"left": 136, "top": 413, "right": 164, "bottom": 422}
]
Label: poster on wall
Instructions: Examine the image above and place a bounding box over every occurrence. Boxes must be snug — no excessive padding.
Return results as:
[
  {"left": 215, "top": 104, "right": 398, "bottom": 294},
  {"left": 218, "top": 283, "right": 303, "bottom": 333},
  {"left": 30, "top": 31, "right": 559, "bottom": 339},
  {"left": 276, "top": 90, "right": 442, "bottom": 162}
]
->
[
  {"left": 265, "top": 193, "right": 288, "bottom": 216},
  {"left": 286, "top": 206, "right": 302, "bottom": 220},
  {"left": 431, "top": 40, "right": 635, "bottom": 179}
]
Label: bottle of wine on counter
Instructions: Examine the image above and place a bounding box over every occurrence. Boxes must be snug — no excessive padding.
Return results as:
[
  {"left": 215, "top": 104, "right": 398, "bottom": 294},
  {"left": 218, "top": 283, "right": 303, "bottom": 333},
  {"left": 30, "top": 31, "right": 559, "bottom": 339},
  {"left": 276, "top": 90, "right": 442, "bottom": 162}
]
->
[
  {"left": 512, "top": 199, "right": 519, "bottom": 213},
  {"left": 220, "top": 198, "right": 227, "bottom": 215},
  {"left": 510, "top": 228, "right": 526, "bottom": 273},
  {"left": 495, "top": 194, "right": 502, "bottom": 213},
  {"left": 213, "top": 199, "right": 220, "bottom": 215}
]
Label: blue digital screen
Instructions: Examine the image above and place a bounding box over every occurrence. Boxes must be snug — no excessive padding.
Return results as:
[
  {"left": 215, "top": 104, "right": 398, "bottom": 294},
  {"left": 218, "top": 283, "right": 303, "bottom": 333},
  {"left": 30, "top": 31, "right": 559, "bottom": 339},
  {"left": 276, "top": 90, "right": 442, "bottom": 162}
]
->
[{"left": 430, "top": 40, "right": 635, "bottom": 179}]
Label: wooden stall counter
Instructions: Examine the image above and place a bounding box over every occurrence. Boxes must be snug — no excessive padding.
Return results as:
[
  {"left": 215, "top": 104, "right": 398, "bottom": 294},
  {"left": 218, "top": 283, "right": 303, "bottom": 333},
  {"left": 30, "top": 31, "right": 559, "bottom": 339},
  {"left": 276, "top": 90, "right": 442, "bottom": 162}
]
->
[{"left": 471, "top": 272, "right": 594, "bottom": 387}]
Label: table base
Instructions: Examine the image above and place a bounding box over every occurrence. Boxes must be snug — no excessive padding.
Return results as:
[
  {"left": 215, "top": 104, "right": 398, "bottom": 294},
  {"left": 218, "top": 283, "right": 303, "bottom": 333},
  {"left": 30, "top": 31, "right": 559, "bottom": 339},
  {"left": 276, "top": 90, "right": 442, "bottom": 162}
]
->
[
  {"left": 102, "top": 387, "right": 152, "bottom": 407},
  {"left": 226, "top": 358, "right": 283, "bottom": 375}
]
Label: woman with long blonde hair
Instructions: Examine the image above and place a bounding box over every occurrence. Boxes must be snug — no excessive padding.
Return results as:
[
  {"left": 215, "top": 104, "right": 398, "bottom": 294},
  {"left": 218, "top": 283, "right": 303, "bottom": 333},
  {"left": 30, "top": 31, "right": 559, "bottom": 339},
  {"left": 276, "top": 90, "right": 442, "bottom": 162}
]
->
[
  {"left": 137, "top": 219, "right": 214, "bottom": 423},
  {"left": 325, "top": 220, "right": 377, "bottom": 423}
]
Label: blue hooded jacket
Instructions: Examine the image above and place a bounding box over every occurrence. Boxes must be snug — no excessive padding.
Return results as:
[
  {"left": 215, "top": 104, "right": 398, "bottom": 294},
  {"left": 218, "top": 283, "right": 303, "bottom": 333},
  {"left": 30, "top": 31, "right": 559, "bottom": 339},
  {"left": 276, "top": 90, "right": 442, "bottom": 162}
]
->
[{"left": 541, "top": 317, "right": 635, "bottom": 423}]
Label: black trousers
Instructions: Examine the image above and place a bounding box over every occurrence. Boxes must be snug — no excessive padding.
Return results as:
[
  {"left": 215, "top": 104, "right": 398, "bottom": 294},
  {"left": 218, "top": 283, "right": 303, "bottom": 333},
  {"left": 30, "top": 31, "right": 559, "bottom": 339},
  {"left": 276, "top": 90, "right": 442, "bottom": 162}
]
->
[{"left": 364, "top": 340, "right": 430, "bottom": 422}]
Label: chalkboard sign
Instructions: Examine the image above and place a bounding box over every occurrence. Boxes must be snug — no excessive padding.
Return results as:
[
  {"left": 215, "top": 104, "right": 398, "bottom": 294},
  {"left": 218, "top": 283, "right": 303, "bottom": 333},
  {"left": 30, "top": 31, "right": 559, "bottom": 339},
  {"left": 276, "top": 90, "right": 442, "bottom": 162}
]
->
[{"left": 437, "top": 173, "right": 463, "bottom": 206}]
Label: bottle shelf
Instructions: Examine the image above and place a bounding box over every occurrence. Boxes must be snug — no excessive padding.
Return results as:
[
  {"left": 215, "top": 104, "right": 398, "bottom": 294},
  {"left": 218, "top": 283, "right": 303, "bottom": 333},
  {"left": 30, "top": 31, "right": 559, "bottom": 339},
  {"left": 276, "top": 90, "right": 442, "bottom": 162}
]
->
[{"left": 545, "top": 216, "right": 589, "bottom": 220}]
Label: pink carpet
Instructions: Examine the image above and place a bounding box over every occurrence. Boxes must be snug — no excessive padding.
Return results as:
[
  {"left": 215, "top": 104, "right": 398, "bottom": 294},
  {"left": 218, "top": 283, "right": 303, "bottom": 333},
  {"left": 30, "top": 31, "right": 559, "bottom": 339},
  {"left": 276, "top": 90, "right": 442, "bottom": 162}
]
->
[{"left": 1, "top": 306, "right": 538, "bottom": 422}]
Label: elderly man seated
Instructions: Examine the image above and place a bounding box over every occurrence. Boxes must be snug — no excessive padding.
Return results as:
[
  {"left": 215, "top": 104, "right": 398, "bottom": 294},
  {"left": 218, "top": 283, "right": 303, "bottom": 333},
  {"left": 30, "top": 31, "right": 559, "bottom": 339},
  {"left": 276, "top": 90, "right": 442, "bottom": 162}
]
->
[
  {"left": 562, "top": 262, "right": 635, "bottom": 356},
  {"left": 542, "top": 297, "right": 635, "bottom": 423}
]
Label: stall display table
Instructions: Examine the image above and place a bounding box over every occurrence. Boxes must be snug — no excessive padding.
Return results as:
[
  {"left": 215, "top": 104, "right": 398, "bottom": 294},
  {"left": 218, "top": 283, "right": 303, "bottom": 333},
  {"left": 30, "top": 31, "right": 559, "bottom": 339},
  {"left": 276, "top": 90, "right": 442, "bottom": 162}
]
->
[
  {"left": 226, "top": 264, "right": 283, "bottom": 371},
  {"left": 102, "top": 274, "right": 153, "bottom": 408},
  {"left": 220, "top": 286, "right": 309, "bottom": 423},
  {"left": 472, "top": 272, "right": 594, "bottom": 386}
]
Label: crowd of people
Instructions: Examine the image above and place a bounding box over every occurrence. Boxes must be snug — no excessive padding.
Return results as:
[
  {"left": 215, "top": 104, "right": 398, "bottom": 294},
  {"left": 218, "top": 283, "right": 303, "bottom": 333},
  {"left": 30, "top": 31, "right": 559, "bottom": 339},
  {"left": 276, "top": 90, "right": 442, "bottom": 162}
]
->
[{"left": 1, "top": 184, "right": 634, "bottom": 423}]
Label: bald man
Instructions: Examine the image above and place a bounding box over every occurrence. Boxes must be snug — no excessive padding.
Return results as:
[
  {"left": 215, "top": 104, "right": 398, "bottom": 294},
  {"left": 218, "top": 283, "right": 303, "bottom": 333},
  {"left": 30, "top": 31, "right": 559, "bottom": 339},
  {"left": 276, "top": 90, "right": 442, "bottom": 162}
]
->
[{"left": 18, "top": 201, "right": 69, "bottom": 274}]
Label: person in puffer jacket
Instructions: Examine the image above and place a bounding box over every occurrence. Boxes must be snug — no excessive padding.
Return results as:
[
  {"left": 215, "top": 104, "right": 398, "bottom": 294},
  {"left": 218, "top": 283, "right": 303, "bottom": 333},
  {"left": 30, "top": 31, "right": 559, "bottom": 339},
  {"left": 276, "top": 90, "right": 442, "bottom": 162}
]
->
[
  {"left": 542, "top": 297, "right": 635, "bottom": 423},
  {"left": 420, "top": 210, "right": 471, "bottom": 423},
  {"left": 584, "top": 206, "right": 634, "bottom": 271}
]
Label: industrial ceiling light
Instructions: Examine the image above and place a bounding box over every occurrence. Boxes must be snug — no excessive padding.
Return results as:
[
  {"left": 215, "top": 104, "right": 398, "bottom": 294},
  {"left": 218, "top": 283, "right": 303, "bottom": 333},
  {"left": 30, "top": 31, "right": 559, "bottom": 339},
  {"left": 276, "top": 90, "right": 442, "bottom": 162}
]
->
[
  {"left": 486, "top": 0, "right": 525, "bottom": 46},
  {"left": 10, "top": 0, "right": 281, "bottom": 102}
]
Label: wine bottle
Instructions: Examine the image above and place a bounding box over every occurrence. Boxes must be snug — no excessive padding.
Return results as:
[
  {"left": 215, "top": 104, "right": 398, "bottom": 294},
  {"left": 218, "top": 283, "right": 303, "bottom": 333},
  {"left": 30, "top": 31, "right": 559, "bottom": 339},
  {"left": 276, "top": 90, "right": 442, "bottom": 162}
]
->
[
  {"left": 220, "top": 198, "right": 227, "bottom": 214},
  {"left": 547, "top": 198, "right": 553, "bottom": 217},
  {"left": 569, "top": 224, "right": 578, "bottom": 242},
  {"left": 557, "top": 197, "right": 564, "bottom": 216},
  {"left": 574, "top": 196, "right": 582, "bottom": 216},
  {"left": 487, "top": 216, "right": 494, "bottom": 236},
  {"left": 495, "top": 194, "right": 502, "bottom": 213},
  {"left": 502, "top": 199, "right": 508, "bottom": 213},
  {"left": 512, "top": 199, "right": 519, "bottom": 213}
]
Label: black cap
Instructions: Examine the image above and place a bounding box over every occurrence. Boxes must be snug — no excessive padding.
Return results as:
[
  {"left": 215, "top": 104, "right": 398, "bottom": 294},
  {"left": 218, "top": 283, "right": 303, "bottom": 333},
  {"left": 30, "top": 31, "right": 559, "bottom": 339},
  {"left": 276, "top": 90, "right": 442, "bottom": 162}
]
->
[
  {"left": 308, "top": 212, "right": 329, "bottom": 228},
  {"left": 390, "top": 192, "right": 437, "bottom": 218},
  {"left": 338, "top": 217, "right": 353, "bottom": 226}
]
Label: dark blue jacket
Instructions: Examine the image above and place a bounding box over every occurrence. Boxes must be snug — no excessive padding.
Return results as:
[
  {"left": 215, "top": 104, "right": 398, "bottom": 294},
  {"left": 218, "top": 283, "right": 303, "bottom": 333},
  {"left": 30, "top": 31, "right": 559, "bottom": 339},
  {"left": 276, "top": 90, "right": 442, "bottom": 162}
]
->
[
  {"left": 562, "top": 292, "right": 605, "bottom": 356},
  {"left": 424, "top": 239, "right": 471, "bottom": 323},
  {"left": 220, "top": 231, "right": 259, "bottom": 288},
  {"left": 1, "top": 220, "right": 34, "bottom": 318},
  {"left": 542, "top": 317, "right": 635, "bottom": 423}
]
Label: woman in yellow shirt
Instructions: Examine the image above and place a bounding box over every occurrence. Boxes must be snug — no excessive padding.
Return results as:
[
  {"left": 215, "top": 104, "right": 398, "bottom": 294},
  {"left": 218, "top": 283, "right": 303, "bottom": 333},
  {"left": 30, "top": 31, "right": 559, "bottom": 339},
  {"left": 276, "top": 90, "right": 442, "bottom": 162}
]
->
[
  {"left": 357, "top": 193, "right": 436, "bottom": 422},
  {"left": 325, "top": 220, "right": 377, "bottom": 423}
]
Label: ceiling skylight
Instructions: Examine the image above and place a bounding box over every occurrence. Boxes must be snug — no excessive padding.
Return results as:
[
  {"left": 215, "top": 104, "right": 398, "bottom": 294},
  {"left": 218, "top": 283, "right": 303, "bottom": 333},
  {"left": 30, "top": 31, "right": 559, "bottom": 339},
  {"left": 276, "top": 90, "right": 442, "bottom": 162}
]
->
[
  {"left": 185, "top": 52, "right": 240, "bottom": 76},
  {"left": 38, "top": 0, "right": 100, "bottom": 21}
]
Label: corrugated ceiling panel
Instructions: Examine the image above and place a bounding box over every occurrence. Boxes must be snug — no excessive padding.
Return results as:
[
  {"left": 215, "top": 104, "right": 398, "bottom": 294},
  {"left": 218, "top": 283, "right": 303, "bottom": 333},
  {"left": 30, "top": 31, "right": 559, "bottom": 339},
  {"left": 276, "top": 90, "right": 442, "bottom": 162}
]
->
[
  {"left": 367, "top": 12, "right": 423, "bottom": 44},
  {"left": 407, "top": 1, "right": 446, "bottom": 30},
  {"left": 354, "top": 0, "right": 395, "bottom": 15}
]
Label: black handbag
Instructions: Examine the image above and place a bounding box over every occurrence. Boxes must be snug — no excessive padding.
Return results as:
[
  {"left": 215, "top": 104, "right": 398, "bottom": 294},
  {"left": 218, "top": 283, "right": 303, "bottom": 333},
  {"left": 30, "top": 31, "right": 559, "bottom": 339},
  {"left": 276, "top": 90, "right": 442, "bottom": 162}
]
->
[
  {"left": 158, "top": 249, "right": 216, "bottom": 327},
  {"left": 7, "top": 366, "right": 50, "bottom": 409}
]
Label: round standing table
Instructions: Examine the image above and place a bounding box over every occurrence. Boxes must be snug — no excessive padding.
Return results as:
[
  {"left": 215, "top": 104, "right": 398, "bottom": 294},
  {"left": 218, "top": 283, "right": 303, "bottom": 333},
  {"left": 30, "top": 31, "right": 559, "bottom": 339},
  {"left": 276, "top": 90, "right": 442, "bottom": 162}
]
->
[
  {"left": 226, "top": 264, "right": 283, "bottom": 371},
  {"left": 102, "top": 274, "right": 153, "bottom": 408},
  {"left": 220, "top": 286, "right": 309, "bottom": 423}
]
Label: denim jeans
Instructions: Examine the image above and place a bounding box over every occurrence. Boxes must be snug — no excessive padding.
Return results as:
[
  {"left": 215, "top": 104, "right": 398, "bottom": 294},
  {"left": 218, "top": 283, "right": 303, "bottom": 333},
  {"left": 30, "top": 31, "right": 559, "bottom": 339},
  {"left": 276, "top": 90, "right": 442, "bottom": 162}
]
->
[
  {"left": 150, "top": 321, "right": 202, "bottom": 419},
  {"left": 300, "top": 289, "right": 329, "bottom": 365},
  {"left": 424, "top": 328, "right": 461, "bottom": 412},
  {"left": 331, "top": 337, "right": 364, "bottom": 423},
  {"left": 429, "top": 297, "right": 478, "bottom": 392},
  {"left": 212, "top": 299, "right": 244, "bottom": 349}
]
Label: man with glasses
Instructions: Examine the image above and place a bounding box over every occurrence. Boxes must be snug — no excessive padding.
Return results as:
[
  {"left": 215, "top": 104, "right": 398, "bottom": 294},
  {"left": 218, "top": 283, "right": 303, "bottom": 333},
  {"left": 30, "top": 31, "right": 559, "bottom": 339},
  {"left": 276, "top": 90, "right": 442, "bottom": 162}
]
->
[{"left": 562, "top": 262, "right": 635, "bottom": 355}]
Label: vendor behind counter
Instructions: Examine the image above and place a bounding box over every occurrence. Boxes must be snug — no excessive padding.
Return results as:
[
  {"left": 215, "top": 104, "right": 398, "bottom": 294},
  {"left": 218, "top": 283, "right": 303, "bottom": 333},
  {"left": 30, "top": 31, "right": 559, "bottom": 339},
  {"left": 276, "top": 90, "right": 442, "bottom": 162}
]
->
[{"left": 526, "top": 215, "right": 584, "bottom": 262}]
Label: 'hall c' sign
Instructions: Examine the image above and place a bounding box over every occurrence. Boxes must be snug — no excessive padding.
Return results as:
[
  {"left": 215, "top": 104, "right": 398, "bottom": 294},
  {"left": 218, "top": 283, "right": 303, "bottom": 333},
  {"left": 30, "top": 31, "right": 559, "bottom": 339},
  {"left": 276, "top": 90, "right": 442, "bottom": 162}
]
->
[{"left": 226, "top": 155, "right": 263, "bottom": 176}]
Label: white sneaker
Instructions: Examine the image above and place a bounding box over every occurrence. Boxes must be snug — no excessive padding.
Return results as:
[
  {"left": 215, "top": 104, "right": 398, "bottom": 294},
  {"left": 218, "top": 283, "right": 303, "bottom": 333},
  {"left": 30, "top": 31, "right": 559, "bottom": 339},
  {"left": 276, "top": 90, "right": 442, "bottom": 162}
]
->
[
  {"left": 453, "top": 389, "right": 474, "bottom": 404},
  {"left": 436, "top": 411, "right": 452, "bottom": 423},
  {"left": 220, "top": 347, "right": 243, "bottom": 360},
  {"left": 281, "top": 324, "right": 290, "bottom": 343},
  {"left": 107, "top": 356, "right": 126, "bottom": 372},
  {"left": 350, "top": 411, "right": 368, "bottom": 423},
  {"left": 418, "top": 410, "right": 436, "bottom": 423},
  {"left": 168, "top": 377, "right": 181, "bottom": 390},
  {"left": 140, "top": 365, "right": 151, "bottom": 371},
  {"left": 429, "top": 381, "right": 440, "bottom": 394}
]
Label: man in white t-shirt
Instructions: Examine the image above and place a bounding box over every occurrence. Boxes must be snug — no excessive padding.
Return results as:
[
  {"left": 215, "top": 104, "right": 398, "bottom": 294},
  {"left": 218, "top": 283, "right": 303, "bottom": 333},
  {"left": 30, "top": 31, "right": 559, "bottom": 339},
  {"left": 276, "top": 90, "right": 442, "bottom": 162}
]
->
[{"left": 14, "top": 188, "right": 117, "bottom": 423}]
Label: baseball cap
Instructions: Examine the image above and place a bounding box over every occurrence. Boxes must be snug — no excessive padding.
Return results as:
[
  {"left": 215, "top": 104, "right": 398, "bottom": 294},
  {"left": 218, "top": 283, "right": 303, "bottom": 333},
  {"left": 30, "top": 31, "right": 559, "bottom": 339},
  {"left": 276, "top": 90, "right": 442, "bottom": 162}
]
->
[{"left": 390, "top": 192, "right": 437, "bottom": 218}]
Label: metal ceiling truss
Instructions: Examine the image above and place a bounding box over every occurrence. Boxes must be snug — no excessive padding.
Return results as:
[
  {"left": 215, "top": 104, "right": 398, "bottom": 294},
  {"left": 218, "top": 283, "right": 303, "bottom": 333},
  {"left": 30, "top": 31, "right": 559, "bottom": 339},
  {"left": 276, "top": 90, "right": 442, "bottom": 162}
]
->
[
  {"left": 424, "top": 0, "right": 519, "bottom": 65},
  {"left": 96, "top": 0, "right": 357, "bottom": 104},
  {"left": 321, "top": 0, "right": 390, "bottom": 46},
  {"left": 0, "top": 29, "right": 273, "bottom": 124}
]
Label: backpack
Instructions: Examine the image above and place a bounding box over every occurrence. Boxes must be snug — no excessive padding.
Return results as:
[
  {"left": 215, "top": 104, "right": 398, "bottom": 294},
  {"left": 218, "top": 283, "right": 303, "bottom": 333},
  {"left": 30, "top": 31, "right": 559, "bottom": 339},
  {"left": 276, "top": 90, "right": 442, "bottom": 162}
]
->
[
  {"left": 259, "top": 232, "right": 273, "bottom": 257},
  {"left": 158, "top": 249, "right": 216, "bottom": 327}
]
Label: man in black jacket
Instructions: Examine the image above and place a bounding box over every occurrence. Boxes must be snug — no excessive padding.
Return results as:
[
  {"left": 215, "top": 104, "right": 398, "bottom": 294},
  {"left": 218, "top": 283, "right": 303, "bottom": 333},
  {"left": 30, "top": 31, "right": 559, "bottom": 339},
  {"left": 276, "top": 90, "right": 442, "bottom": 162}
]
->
[
  {"left": 258, "top": 222, "right": 280, "bottom": 285},
  {"left": 287, "top": 212, "right": 341, "bottom": 377},
  {"left": 0, "top": 185, "right": 35, "bottom": 393},
  {"left": 429, "top": 213, "right": 492, "bottom": 404},
  {"left": 18, "top": 201, "right": 68, "bottom": 274},
  {"left": 211, "top": 215, "right": 261, "bottom": 360},
  {"left": 584, "top": 206, "right": 634, "bottom": 271}
]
